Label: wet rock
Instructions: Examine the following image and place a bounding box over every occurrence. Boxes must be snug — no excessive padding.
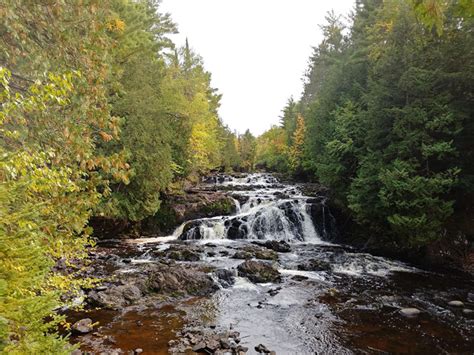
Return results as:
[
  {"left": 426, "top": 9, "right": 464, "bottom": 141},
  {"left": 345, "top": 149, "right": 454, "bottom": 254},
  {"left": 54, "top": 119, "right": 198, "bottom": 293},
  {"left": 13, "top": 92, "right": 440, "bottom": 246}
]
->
[
  {"left": 72, "top": 318, "right": 93, "bottom": 334},
  {"left": 232, "top": 251, "right": 253, "bottom": 260},
  {"left": 291, "top": 275, "right": 309, "bottom": 281},
  {"left": 232, "top": 245, "right": 278, "bottom": 261},
  {"left": 206, "top": 338, "right": 219, "bottom": 351},
  {"left": 462, "top": 308, "right": 473, "bottom": 315},
  {"left": 226, "top": 218, "right": 249, "bottom": 240},
  {"left": 120, "top": 285, "right": 142, "bottom": 302},
  {"left": 261, "top": 240, "right": 291, "bottom": 253},
  {"left": 254, "top": 248, "right": 278, "bottom": 261},
  {"left": 297, "top": 258, "right": 331, "bottom": 272},
  {"left": 255, "top": 343, "right": 271, "bottom": 353},
  {"left": 192, "top": 342, "right": 207, "bottom": 352},
  {"left": 467, "top": 292, "right": 474, "bottom": 303},
  {"left": 268, "top": 287, "right": 282, "bottom": 296},
  {"left": 237, "top": 260, "right": 281, "bottom": 283},
  {"left": 447, "top": 300, "right": 464, "bottom": 307},
  {"left": 87, "top": 284, "right": 142, "bottom": 309},
  {"left": 148, "top": 264, "right": 218, "bottom": 296},
  {"left": 400, "top": 308, "right": 421, "bottom": 317},
  {"left": 220, "top": 338, "right": 231, "bottom": 349},
  {"left": 160, "top": 245, "right": 201, "bottom": 261},
  {"left": 215, "top": 269, "right": 236, "bottom": 287}
]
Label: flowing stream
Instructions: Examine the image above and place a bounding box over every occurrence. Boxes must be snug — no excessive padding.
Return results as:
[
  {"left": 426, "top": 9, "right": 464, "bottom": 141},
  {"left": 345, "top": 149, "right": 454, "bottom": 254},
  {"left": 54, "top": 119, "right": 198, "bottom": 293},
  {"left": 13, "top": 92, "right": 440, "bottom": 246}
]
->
[{"left": 72, "top": 173, "right": 474, "bottom": 354}]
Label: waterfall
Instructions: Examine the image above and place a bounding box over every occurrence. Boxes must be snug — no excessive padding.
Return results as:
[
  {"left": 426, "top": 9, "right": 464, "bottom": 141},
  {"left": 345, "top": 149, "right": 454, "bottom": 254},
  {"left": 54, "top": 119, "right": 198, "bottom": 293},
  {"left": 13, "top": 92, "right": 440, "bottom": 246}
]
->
[{"left": 179, "top": 174, "right": 326, "bottom": 243}]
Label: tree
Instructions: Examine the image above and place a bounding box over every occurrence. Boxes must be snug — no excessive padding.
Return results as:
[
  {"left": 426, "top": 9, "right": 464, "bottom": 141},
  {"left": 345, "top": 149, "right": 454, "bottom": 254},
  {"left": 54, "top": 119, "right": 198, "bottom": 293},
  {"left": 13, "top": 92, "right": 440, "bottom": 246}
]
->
[
  {"left": 255, "top": 126, "right": 289, "bottom": 172},
  {"left": 239, "top": 130, "right": 257, "bottom": 171},
  {"left": 289, "top": 114, "right": 307, "bottom": 172}
]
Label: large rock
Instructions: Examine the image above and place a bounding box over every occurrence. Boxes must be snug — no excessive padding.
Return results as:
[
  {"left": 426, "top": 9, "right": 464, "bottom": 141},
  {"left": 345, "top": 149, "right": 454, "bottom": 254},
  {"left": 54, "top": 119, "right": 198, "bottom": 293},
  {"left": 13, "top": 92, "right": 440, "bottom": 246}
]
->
[
  {"left": 148, "top": 264, "right": 218, "bottom": 296},
  {"left": 237, "top": 260, "right": 281, "bottom": 283},
  {"left": 87, "top": 284, "right": 142, "bottom": 309}
]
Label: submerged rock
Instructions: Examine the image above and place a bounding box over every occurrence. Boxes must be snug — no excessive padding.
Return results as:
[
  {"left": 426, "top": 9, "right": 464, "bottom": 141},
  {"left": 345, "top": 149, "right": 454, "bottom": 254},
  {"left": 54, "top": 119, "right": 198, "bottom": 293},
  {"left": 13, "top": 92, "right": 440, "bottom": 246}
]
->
[
  {"left": 447, "top": 300, "right": 464, "bottom": 307},
  {"left": 237, "top": 260, "right": 281, "bottom": 283}
]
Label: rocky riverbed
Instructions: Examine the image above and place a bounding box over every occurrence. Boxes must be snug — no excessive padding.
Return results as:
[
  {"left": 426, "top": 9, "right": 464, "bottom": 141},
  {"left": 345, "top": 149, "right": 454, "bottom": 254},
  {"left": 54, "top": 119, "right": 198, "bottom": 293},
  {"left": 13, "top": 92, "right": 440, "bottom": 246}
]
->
[{"left": 67, "top": 173, "right": 474, "bottom": 354}]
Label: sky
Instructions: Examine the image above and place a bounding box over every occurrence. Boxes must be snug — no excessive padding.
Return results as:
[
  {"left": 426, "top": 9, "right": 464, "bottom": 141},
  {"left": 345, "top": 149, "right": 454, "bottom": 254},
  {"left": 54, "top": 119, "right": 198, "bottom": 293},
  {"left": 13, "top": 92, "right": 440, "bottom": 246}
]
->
[{"left": 160, "top": 0, "right": 355, "bottom": 136}]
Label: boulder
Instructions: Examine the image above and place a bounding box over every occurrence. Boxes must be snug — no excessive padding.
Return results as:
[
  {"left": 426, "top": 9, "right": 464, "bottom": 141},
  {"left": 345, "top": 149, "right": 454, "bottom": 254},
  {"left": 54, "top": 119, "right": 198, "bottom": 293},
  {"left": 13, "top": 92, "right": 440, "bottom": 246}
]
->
[
  {"left": 148, "top": 264, "right": 218, "bottom": 296},
  {"left": 237, "top": 260, "right": 281, "bottom": 283}
]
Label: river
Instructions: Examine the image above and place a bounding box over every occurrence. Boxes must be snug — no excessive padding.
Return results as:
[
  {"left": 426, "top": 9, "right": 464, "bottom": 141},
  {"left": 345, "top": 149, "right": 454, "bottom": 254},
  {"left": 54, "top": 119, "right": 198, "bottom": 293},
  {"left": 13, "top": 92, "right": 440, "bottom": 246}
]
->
[{"left": 70, "top": 173, "right": 474, "bottom": 354}]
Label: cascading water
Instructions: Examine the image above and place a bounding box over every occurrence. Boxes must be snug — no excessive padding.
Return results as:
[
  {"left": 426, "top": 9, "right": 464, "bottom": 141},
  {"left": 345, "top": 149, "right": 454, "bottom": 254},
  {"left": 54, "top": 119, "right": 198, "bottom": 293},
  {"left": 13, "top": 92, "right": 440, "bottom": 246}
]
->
[{"left": 179, "top": 173, "right": 325, "bottom": 243}]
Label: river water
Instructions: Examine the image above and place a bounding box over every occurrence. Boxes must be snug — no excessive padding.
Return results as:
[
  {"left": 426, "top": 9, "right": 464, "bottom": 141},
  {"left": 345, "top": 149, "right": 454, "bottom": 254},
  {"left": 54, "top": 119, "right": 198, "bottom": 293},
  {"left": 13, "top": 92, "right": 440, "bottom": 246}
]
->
[{"left": 72, "top": 173, "right": 474, "bottom": 354}]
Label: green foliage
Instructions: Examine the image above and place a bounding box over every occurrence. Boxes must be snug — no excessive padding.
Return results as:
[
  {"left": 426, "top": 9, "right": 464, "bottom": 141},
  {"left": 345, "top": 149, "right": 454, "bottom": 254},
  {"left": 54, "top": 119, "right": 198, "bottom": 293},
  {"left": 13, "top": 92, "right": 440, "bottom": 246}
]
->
[
  {"left": 258, "top": 0, "right": 473, "bottom": 249},
  {"left": 0, "top": 69, "right": 96, "bottom": 354},
  {"left": 255, "top": 126, "right": 289, "bottom": 172},
  {"left": 0, "top": 0, "right": 238, "bottom": 351},
  {"left": 238, "top": 130, "right": 257, "bottom": 171}
]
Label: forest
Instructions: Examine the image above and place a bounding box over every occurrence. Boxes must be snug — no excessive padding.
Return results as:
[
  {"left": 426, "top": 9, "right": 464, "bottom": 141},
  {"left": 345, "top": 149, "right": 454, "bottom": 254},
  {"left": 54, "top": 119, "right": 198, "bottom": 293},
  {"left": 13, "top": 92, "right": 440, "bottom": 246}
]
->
[
  {"left": 0, "top": 0, "right": 473, "bottom": 353},
  {"left": 255, "top": 0, "right": 473, "bottom": 251}
]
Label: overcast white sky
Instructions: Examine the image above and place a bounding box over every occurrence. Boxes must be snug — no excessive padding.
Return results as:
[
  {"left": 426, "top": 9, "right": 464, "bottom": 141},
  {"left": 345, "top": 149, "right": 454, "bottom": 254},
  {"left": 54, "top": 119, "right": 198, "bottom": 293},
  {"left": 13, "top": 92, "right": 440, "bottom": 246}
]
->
[{"left": 160, "top": 0, "right": 355, "bottom": 135}]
